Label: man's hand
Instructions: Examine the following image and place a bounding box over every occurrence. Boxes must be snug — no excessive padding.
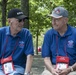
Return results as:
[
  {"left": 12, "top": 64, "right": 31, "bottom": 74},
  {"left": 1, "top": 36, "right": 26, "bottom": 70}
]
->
[
  {"left": 58, "top": 68, "right": 71, "bottom": 75},
  {"left": 51, "top": 68, "right": 60, "bottom": 75},
  {"left": 25, "top": 55, "right": 33, "bottom": 74}
]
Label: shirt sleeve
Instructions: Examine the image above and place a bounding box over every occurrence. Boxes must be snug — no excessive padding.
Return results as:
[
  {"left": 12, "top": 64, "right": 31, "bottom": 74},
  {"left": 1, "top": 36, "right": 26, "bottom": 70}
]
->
[
  {"left": 0, "top": 29, "right": 2, "bottom": 59},
  {"left": 42, "top": 31, "right": 52, "bottom": 58},
  {"left": 24, "top": 31, "right": 34, "bottom": 56}
]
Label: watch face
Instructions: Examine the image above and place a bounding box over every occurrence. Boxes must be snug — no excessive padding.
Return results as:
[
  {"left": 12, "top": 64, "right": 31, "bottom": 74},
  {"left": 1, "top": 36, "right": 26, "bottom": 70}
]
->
[
  {"left": 70, "top": 67, "right": 73, "bottom": 72},
  {"left": 24, "top": 73, "right": 27, "bottom": 75},
  {"left": 24, "top": 73, "right": 30, "bottom": 75}
]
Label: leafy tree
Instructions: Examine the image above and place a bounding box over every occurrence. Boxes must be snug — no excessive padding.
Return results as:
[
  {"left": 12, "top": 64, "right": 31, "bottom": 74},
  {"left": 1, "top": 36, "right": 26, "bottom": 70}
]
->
[
  {"left": 29, "top": 0, "right": 51, "bottom": 54},
  {"left": 0, "top": 0, "right": 8, "bottom": 26},
  {"left": 63, "top": 0, "right": 76, "bottom": 26}
]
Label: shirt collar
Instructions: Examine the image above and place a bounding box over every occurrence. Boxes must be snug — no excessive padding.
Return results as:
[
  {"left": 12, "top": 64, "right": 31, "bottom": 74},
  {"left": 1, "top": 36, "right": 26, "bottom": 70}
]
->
[
  {"left": 52, "top": 24, "right": 72, "bottom": 37},
  {"left": 6, "top": 26, "right": 22, "bottom": 38},
  {"left": 6, "top": 26, "right": 10, "bottom": 35}
]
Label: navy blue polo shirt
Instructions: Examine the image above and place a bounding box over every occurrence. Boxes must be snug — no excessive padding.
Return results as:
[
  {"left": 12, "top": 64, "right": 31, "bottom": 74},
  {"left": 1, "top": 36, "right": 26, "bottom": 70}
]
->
[
  {"left": 0, "top": 26, "right": 34, "bottom": 68},
  {"left": 42, "top": 25, "right": 76, "bottom": 66}
]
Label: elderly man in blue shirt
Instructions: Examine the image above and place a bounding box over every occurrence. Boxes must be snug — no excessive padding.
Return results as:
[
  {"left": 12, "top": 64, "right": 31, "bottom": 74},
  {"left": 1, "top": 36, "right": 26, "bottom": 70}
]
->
[
  {"left": 41, "top": 6, "right": 76, "bottom": 75},
  {"left": 0, "top": 8, "right": 34, "bottom": 75}
]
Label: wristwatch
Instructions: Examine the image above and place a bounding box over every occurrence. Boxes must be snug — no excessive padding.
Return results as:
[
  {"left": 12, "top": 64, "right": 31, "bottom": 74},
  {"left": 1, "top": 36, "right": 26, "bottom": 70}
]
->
[
  {"left": 24, "top": 72, "right": 30, "bottom": 75},
  {"left": 70, "top": 67, "right": 73, "bottom": 72}
]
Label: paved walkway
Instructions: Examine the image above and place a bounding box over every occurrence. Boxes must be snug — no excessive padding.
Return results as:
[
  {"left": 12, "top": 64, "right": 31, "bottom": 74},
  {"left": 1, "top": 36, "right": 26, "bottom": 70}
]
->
[{"left": 31, "top": 54, "right": 45, "bottom": 75}]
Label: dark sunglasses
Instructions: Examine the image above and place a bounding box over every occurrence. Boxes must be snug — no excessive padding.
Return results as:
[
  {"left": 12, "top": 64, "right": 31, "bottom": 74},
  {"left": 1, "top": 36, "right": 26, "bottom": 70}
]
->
[{"left": 18, "top": 19, "right": 25, "bottom": 22}]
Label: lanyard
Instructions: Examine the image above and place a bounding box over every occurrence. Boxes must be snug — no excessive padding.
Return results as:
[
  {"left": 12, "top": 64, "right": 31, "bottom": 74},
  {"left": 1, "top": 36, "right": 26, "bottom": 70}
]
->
[
  {"left": 56, "top": 36, "right": 68, "bottom": 56},
  {"left": 2, "top": 36, "right": 19, "bottom": 58}
]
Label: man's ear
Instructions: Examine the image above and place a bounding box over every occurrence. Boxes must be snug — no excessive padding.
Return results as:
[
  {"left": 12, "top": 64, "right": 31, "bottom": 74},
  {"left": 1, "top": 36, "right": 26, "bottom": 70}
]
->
[
  {"left": 65, "top": 17, "right": 68, "bottom": 21},
  {"left": 7, "top": 19, "right": 10, "bottom": 23},
  {"left": 64, "top": 17, "right": 68, "bottom": 24},
  {"left": 8, "top": 19, "right": 13, "bottom": 24}
]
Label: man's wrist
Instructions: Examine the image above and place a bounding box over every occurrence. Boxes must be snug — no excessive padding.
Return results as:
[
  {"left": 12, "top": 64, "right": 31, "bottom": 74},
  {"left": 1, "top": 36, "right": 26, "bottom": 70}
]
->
[
  {"left": 24, "top": 72, "right": 30, "bottom": 75},
  {"left": 70, "top": 67, "right": 74, "bottom": 72}
]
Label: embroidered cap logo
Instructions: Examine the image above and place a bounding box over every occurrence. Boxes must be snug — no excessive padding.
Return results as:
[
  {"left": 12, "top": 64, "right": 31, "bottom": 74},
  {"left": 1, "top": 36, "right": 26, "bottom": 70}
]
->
[
  {"left": 17, "top": 12, "right": 23, "bottom": 15},
  {"left": 55, "top": 9, "right": 60, "bottom": 14}
]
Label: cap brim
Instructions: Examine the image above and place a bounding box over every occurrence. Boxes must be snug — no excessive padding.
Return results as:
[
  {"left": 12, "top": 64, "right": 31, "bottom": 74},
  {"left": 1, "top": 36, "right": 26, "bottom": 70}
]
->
[
  {"left": 48, "top": 14, "right": 63, "bottom": 18},
  {"left": 16, "top": 15, "right": 29, "bottom": 19}
]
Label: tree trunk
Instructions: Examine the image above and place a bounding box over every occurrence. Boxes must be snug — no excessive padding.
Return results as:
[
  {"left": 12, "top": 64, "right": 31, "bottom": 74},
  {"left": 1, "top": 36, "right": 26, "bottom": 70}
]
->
[
  {"left": 1, "top": 0, "right": 7, "bottom": 27},
  {"left": 21, "top": 0, "right": 29, "bottom": 29},
  {"left": 36, "top": 29, "right": 39, "bottom": 55}
]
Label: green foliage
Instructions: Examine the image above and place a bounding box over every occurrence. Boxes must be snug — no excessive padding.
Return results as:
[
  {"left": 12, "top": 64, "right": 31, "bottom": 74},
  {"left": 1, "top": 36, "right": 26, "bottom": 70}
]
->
[
  {"left": 7, "top": 0, "right": 21, "bottom": 9},
  {"left": 29, "top": 0, "right": 51, "bottom": 37},
  {"left": 63, "top": 0, "right": 76, "bottom": 26}
]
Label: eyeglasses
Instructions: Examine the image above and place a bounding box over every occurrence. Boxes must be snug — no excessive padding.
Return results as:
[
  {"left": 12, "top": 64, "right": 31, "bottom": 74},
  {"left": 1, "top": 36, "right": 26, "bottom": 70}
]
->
[{"left": 18, "top": 19, "right": 25, "bottom": 22}]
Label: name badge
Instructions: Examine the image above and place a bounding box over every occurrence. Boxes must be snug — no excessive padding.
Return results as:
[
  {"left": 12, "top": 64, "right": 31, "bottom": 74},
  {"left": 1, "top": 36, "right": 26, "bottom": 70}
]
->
[
  {"left": 3, "top": 62, "right": 14, "bottom": 74},
  {"left": 56, "top": 56, "right": 69, "bottom": 70},
  {"left": 1, "top": 56, "right": 15, "bottom": 74},
  {"left": 56, "top": 63, "right": 68, "bottom": 69}
]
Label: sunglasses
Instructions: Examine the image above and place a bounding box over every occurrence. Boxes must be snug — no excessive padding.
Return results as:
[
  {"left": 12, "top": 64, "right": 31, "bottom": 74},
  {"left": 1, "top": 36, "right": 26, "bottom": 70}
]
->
[{"left": 18, "top": 19, "right": 25, "bottom": 22}]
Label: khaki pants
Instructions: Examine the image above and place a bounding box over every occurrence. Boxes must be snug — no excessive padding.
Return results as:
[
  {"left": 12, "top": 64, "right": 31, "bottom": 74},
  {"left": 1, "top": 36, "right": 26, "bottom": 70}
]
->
[
  {"left": 41, "top": 69, "right": 76, "bottom": 75},
  {"left": 41, "top": 67, "right": 76, "bottom": 75}
]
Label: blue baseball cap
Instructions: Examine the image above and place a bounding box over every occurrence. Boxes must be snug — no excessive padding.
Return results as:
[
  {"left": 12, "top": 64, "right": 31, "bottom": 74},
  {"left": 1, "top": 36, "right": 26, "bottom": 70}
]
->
[{"left": 49, "top": 6, "right": 68, "bottom": 18}]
